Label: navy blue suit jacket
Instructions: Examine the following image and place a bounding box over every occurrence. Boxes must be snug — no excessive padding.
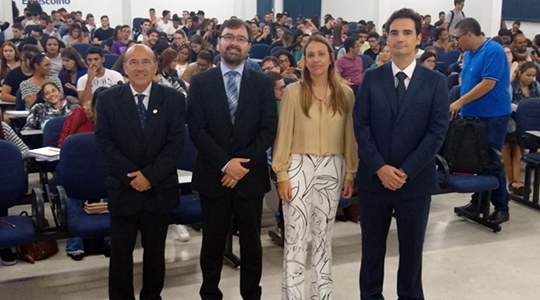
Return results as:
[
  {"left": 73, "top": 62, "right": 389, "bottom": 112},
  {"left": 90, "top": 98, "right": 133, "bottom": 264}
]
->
[{"left": 354, "top": 63, "right": 449, "bottom": 198}]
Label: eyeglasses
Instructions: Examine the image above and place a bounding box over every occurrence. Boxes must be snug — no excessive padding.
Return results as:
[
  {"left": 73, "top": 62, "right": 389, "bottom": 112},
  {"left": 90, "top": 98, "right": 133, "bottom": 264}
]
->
[
  {"left": 278, "top": 59, "right": 289, "bottom": 64},
  {"left": 262, "top": 66, "right": 277, "bottom": 72},
  {"left": 455, "top": 32, "right": 468, "bottom": 42},
  {"left": 127, "top": 60, "right": 153, "bottom": 67},
  {"left": 220, "top": 34, "right": 249, "bottom": 44},
  {"left": 275, "top": 85, "right": 286, "bottom": 91}
]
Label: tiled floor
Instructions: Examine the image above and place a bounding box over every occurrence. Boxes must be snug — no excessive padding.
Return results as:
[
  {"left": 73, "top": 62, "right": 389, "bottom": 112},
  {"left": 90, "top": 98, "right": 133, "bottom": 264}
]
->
[{"left": 1, "top": 192, "right": 540, "bottom": 300}]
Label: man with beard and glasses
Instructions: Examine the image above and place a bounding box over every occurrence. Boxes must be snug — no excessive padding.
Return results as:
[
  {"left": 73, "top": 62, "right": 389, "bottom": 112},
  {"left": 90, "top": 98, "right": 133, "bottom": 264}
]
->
[{"left": 187, "top": 18, "right": 277, "bottom": 300}]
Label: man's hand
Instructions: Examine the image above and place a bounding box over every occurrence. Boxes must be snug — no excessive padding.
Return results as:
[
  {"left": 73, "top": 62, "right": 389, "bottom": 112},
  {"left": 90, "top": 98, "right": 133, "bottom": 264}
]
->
[
  {"left": 127, "top": 171, "right": 151, "bottom": 192},
  {"left": 224, "top": 158, "right": 250, "bottom": 180},
  {"left": 277, "top": 180, "right": 293, "bottom": 202},
  {"left": 87, "top": 64, "right": 98, "bottom": 81},
  {"left": 221, "top": 173, "right": 238, "bottom": 188},
  {"left": 65, "top": 83, "right": 77, "bottom": 91},
  {"left": 342, "top": 179, "right": 354, "bottom": 198},
  {"left": 376, "top": 165, "right": 406, "bottom": 191},
  {"left": 450, "top": 99, "right": 463, "bottom": 120}
]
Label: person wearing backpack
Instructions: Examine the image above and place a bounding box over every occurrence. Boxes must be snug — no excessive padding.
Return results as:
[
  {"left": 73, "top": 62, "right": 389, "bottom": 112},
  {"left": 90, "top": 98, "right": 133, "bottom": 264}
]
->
[
  {"left": 450, "top": 18, "right": 512, "bottom": 224},
  {"left": 444, "top": 0, "right": 466, "bottom": 33}
]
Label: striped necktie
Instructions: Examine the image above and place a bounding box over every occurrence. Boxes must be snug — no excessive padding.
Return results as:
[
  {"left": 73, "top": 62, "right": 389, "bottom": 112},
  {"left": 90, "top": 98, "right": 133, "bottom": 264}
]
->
[{"left": 225, "top": 71, "right": 239, "bottom": 123}]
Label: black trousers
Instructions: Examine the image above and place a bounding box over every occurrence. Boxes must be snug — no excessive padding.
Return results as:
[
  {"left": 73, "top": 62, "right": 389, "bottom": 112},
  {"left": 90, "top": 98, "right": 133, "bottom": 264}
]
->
[
  {"left": 358, "top": 191, "right": 431, "bottom": 300},
  {"left": 108, "top": 210, "right": 170, "bottom": 300},
  {"left": 199, "top": 191, "right": 263, "bottom": 300}
]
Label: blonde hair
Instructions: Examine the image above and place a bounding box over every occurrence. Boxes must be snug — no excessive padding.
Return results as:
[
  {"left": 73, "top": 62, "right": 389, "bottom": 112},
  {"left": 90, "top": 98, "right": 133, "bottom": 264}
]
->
[{"left": 299, "top": 34, "right": 349, "bottom": 117}]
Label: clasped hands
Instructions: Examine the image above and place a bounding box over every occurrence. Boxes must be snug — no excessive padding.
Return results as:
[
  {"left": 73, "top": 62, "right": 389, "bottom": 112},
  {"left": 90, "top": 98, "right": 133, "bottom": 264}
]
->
[
  {"left": 127, "top": 171, "right": 151, "bottom": 192},
  {"left": 376, "top": 165, "right": 408, "bottom": 191},
  {"left": 221, "top": 158, "right": 250, "bottom": 188}
]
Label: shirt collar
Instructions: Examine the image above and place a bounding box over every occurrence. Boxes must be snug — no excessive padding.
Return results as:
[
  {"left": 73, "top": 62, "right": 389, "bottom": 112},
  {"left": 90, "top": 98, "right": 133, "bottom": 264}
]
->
[
  {"left": 220, "top": 61, "right": 245, "bottom": 78},
  {"left": 391, "top": 59, "right": 416, "bottom": 79},
  {"left": 130, "top": 83, "right": 152, "bottom": 97}
]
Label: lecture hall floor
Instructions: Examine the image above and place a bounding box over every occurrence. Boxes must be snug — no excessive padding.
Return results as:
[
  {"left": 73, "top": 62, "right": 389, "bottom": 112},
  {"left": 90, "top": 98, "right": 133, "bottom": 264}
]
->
[{"left": 1, "top": 192, "right": 540, "bottom": 300}]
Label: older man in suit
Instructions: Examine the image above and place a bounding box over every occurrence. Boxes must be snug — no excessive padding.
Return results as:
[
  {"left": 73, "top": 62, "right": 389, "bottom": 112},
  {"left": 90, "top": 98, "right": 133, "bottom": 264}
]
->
[
  {"left": 187, "top": 18, "right": 277, "bottom": 300},
  {"left": 354, "top": 9, "right": 449, "bottom": 300},
  {"left": 95, "top": 44, "right": 185, "bottom": 300}
]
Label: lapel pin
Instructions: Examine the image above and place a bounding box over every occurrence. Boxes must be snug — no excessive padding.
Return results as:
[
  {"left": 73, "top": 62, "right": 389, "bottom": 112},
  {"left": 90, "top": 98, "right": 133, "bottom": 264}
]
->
[{"left": 153, "top": 109, "right": 158, "bottom": 114}]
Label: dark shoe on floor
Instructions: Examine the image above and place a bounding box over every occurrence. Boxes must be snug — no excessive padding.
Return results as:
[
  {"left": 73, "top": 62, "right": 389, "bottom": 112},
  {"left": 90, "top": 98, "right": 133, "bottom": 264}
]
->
[
  {"left": 336, "top": 215, "right": 348, "bottom": 222},
  {"left": 102, "top": 245, "right": 110, "bottom": 258},
  {"left": 67, "top": 253, "right": 85, "bottom": 261},
  {"left": 488, "top": 210, "right": 510, "bottom": 224},
  {"left": 0, "top": 248, "right": 17, "bottom": 266},
  {"left": 455, "top": 202, "right": 478, "bottom": 215}
]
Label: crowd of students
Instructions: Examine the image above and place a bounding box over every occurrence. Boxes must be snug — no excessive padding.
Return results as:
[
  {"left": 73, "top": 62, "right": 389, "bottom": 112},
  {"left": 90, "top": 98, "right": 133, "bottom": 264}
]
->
[{"left": 0, "top": 1, "right": 539, "bottom": 299}]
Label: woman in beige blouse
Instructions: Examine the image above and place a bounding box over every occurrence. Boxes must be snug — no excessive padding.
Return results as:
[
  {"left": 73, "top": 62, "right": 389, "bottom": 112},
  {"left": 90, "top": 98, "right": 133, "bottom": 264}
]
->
[{"left": 272, "top": 34, "right": 358, "bottom": 300}]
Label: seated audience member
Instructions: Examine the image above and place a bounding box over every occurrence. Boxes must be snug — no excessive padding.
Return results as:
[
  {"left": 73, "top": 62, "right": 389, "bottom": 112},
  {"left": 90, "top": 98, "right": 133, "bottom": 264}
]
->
[
  {"left": 266, "top": 71, "right": 286, "bottom": 110},
  {"left": 62, "top": 23, "right": 90, "bottom": 46},
  {"left": 23, "top": 82, "right": 75, "bottom": 130},
  {"left": 363, "top": 32, "right": 381, "bottom": 61},
  {"left": 511, "top": 33, "right": 533, "bottom": 62},
  {"left": 136, "top": 18, "right": 152, "bottom": 42},
  {"left": 188, "top": 34, "right": 212, "bottom": 63},
  {"left": 1, "top": 45, "right": 39, "bottom": 103},
  {"left": 249, "top": 21, "right": 260, "bottom": 39},
  {"left": 154, "top": 48, "right": 187, "bottom": 97},
  {"left": 92, "top": 15, "right": 115, "bottom": 45},
  {"left": 336, "top": 37, "right": 364, "bottom": 93},
  {"left": 261, "top": 56, "right": 294, "bottom": 85},
  {"left": 101, "top": 25, "right": 122, "bottom": 51},
  {"left": 0, "top": 120, "right": 30, "bottom": 266},
  {"left": 58, "top": 48, "right": 88, "bottom": 104},
  {"left": 110, "top": 25, "right": 131, "bottom": 55},
  {"left": 142, "top": 28, "right": 160, "bottom": 50},
  {"left": 201, "top": 19, "right": 218, "bottom": 47},
  {"left": 20, "top": 53, "right": 64, "bottom": 109},
  {"left": 504, "top": 45, "right": 519, "bottom": 80},
  {"left": 175, "top": 43, "right": 190, "bottom": 77},
  {"left": 181, "top": 50, "right": 214, "bottom": 84},
  {"left": 420, "top": 51, "right": 437, "bottom": 70},
  {"left": 331, "top": 24, "right": 345, "bottom": 49},
  {"left": 273, "top": 49, "right": 300, "bottom": 81},
  {"left": 43, "top": 18, "right": 61, "bottom": 40},
  {"left": 269, "top": 29, "right": 295, "bottom": 55},
  {"left": 336, "top": 30, "right": 369, "bottom": 59},
  {"left": 171, "top": 30, "right": 187, "bottom": 52},
  {"left": 0, "top": 42, "right": 21, "bottom": 84},
  {"left": 29, "top": 27, "right": 45, "bottom": 52},
  {"left": 255, "top": 24, "right": 272, "bottom": 45},
  {"left": 111, "top": 40, "right": 137, "bottom": 76},
  {"left": 181, "top": 16, "right": 194, "bottom": 36},
  {"left": 505, "top": 62, "right": 540, "bottom": 196},
  {"left": 370, "top": 44, "right": 392, "bottom": 68},
  {"left": 293, "top": 33, "right": 310, "bottom": 63},
  {"left": 156, "top": 10, "right": 174, "bottom": 36},
  {"left": 77, "top": 47, "right": 124, "bottom": 105},
  {"left": 433, "top": 28, "right": 456, "bottom": 52},
  {"left": 9, "top": 23, "right": 25, "bottom": 49},
  {"left": 44, "top": 37, "right": 63, "bottom": 76},
  {"left": 498, "top": 29, "right": 512, "bottom": 46},
  {"left": 421, "top": 14, "right": 434, "bottom": 43}
]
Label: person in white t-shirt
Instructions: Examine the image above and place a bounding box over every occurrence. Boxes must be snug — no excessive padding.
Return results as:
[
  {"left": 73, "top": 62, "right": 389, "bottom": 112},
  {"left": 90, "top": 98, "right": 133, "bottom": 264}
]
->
[
  {"left": 156, "top": 10, "right": 174, "bottom": 36},
  {"left": 77, "top": 47, "right": 124, "bottom": 105},
  {"left": 136, "top": 19, "right": 152, "bottom": 43}
]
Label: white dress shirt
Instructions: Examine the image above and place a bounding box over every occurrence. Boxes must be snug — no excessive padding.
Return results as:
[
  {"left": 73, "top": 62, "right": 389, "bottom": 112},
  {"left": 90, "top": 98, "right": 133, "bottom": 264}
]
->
[
  {"left": 391, "top": 59, "right": 417, "bottom": 89},
  {"left": 130, "top": 83, "right": 152, "bottom": 109}
]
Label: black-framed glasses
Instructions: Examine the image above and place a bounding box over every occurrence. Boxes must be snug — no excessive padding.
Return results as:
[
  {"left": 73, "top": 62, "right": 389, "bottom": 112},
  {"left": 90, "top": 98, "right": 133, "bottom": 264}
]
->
[
  {"left": 455, "top": 32, "right": 468, "bottom": 42},
  {"left": 220, "top": 34, "right": 249, "bottom": 43}
]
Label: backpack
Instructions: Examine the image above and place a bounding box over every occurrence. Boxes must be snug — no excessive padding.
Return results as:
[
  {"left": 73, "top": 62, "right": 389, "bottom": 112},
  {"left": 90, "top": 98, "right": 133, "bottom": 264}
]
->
[
  {"left": 448, "top": 10, "right": 465, "bottom": 28},
  {"left": 442, "top": 118, "right": 490, "bottom": 175}
]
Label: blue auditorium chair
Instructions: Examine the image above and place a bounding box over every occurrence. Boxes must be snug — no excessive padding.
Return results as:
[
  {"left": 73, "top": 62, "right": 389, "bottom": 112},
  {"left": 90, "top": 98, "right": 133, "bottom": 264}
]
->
[
  {"left": 0, "top": 141, "right": 44, "bottom": 248},
  {"left": 514, "top": 99, "right": 540, "bottom": 210},
  {"left": 249, "top": 44, "right": 269, "bottom": 60},
  {"left": 55, "top": 133, "right": 110, "bottom": 238},
  {"left": 103, "top": 53, "right": 119, "bottom": 69},
  {"left": 448, "top": 73, "right": 460, "bottom": 91},
  {"left": 72, "top": 44, "right": 92, "bottom": 61}
]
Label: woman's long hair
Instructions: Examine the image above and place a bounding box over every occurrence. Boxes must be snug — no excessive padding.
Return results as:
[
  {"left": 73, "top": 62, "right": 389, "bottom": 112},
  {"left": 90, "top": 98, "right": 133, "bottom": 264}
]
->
[
  {"left": 512, "top": 61, "right": 537, "bottom": 83},
  {"left": 87, "top": 86, "right": 107, "bottom": 122},
  {"left": 0, "top": 42, "right": 21, "bottom": 81},
  {"left": 299, "top": 34, "right": 349, "bottom": 118},
  {"left": 332, "top": 24, "right": 344, "bottom": 47},
  {"left": 60, "top": 47, "right": 88, "bottom": 84},
  {"left": 158, "top": 48, "right": 177, "bottom": 74}
]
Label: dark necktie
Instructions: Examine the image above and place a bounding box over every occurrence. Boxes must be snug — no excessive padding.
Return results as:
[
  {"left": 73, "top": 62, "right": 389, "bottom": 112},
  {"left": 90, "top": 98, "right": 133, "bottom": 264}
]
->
[
  {"left": 225, "top": 71, "right": 239, "bottom": 123},
  {"left": 395, "top": 71, "right": 408, "bottom": 107},
  {"left": 135, "top": 94, "right": 147, "bottom": 130}
]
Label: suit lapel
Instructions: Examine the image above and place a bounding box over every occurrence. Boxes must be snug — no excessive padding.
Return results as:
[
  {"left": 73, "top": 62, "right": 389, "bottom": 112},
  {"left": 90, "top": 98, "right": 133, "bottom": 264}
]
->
[
  {"left": 120, "top": 85, "right": 144, "bottom": 142},
  {"left": 395, "top": 65, "right": 425, "bottom": 124},
  {"left": 213, "top": 67, "right": 234, "bottom": 130},
  {"left": 143, "top": 82, "right": 164, "bottom": 145},
  {"left": 381, "top": 63, "right": 398, "bottom": 115},
  {"left": 233, "top": 66, "right": 251, "bottom": 131}
]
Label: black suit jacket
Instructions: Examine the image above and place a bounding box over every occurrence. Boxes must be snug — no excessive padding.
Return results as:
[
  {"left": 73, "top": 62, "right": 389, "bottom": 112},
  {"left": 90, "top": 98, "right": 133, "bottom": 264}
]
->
[
  {"left": 187, "top": 65, "right": 277, "bottom": 198},
  {"left": 354, "top": 63, "right": 449, "bottom": 198},
  {"left": 95, "top": 82, "right": 186, "bottom": 216}
]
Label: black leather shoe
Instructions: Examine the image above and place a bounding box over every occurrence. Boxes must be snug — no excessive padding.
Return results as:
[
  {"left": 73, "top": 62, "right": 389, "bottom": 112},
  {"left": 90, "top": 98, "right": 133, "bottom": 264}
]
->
[
  {"left": 68, "top": 253, "right": 84, "bottom": 261},
  {"left": 455, "top": 202, "right": 478, "bottom": 215},
  {"left": 488, "top": 210, "right": 509, "bottom": 224}
]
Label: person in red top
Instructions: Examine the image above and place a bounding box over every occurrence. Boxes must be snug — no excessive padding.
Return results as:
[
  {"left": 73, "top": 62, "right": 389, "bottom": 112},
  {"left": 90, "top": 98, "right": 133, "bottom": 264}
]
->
[{"left": 57, "top": 86, "right": 107, "bottom": 147}]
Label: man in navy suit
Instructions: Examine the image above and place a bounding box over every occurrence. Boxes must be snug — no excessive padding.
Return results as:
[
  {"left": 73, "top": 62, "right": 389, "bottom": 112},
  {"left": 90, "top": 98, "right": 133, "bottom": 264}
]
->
[
  {"left": 354, "top": 9, "right": 449, "bottom": 300},
  {"left": 96, "top": 44, "right": 185, "bottom": 300},
  {"left": 187, "top": 19, "right": 277, "bottom": 299}
]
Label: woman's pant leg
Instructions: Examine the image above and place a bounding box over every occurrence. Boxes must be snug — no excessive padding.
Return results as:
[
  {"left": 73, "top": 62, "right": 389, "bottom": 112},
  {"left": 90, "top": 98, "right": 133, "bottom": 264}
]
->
[
  {"left": 65, "top": 198, "right": 84, "bottom": 254},
  {"left": 282, "top": 154, "right": 315, "bottom": 300},
  {"left": 309, "top": 155, "right": 344, "bottom": 300}
]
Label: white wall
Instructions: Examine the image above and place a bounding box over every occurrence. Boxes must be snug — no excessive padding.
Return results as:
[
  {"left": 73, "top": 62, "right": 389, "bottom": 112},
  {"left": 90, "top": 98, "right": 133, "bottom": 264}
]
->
[
  {"left": 507, "top": 21, "right": 540, "bottom": 39},
  {"left": 321, "top": 0, "right": 375, "bottom": 24}
]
